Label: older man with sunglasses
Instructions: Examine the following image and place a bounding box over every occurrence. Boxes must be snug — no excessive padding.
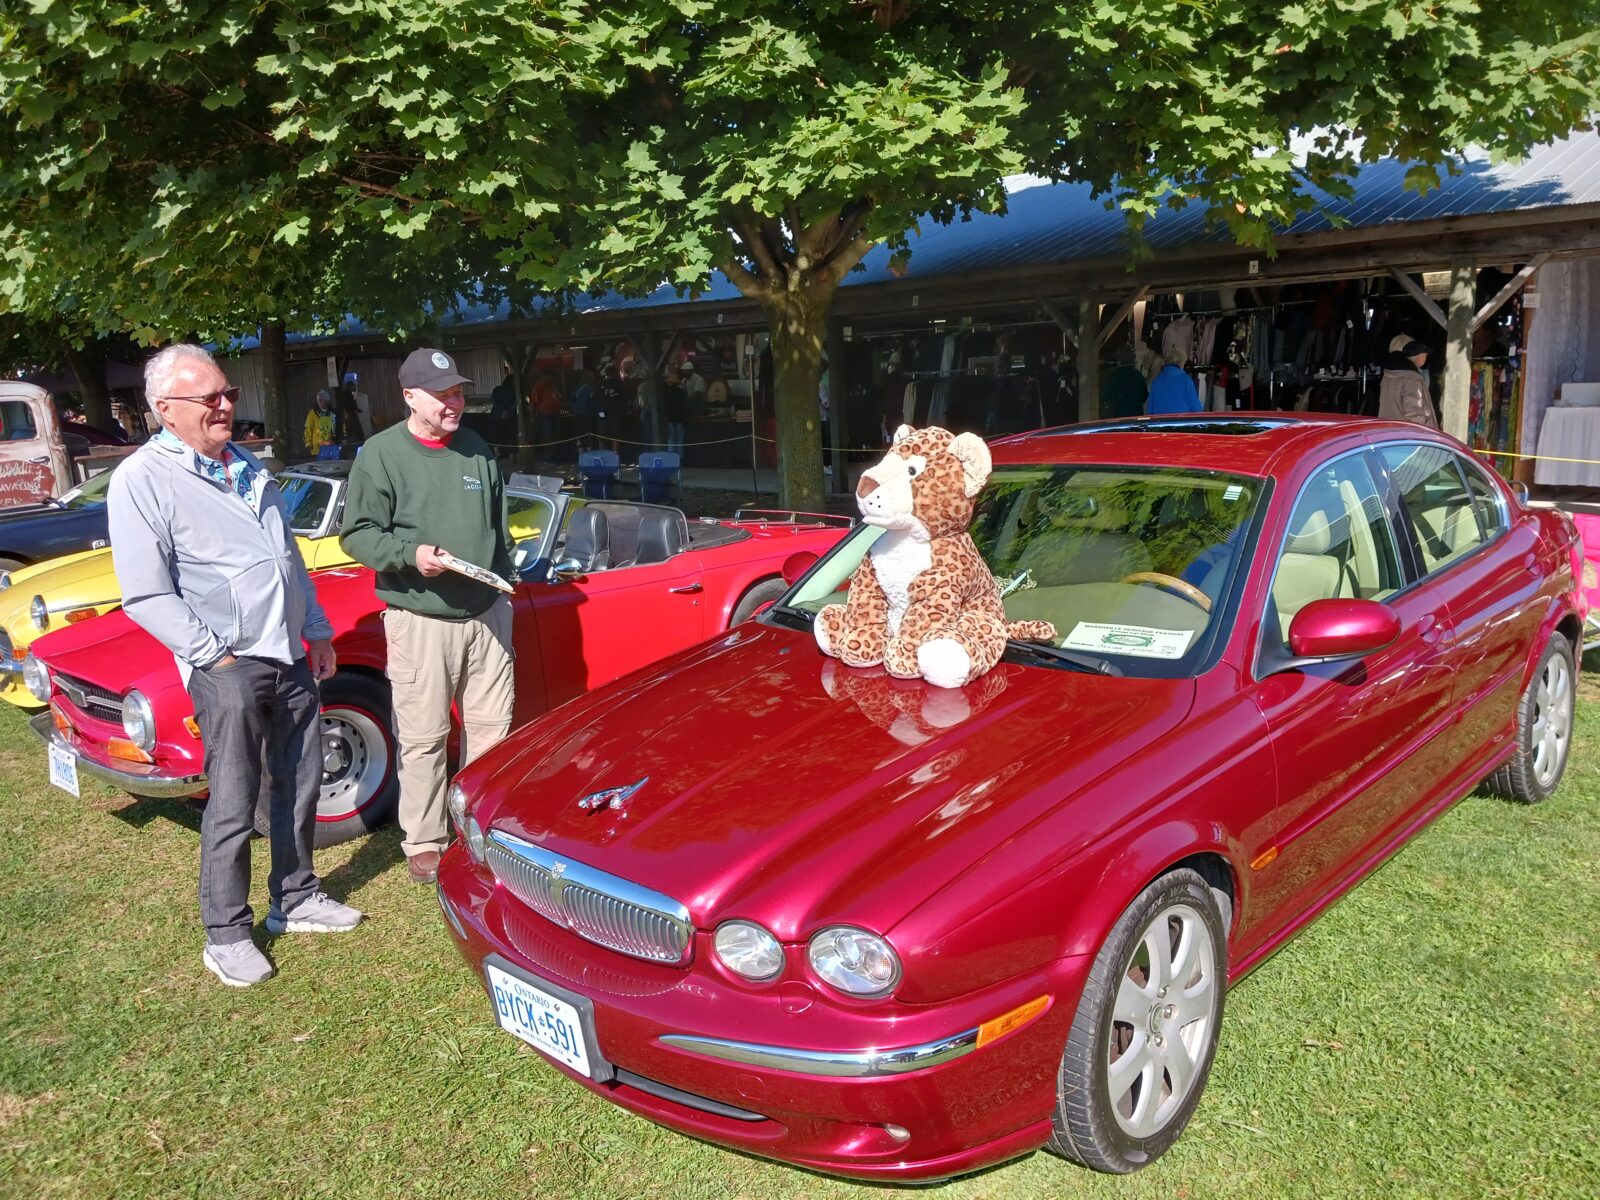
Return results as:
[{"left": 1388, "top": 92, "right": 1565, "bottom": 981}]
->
[{"left": 109, "top": 344, "right": 361, "bottom": 988}]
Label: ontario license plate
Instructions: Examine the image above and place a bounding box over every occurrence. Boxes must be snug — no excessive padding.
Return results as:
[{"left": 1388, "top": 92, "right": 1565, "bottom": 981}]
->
[
  {"left": 486, "top": 962, "right": 593, "bottom": 1078},
  {"left": 47, "top": 742, "right": 79, "bottom": 797}
]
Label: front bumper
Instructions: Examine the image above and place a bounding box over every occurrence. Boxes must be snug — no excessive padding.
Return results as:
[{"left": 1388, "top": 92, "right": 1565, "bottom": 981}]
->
[
  {"left": 437, "top": 847, "right": 1089, "bottom": 1182},
  {"left": 28, "top": 712, "right": 208, "bottom": 798}
]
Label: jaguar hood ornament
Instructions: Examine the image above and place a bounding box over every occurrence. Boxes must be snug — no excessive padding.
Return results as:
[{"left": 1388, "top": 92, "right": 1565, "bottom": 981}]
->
[{"left": 577, "top": 776, "right": 649, "bottom": 814}]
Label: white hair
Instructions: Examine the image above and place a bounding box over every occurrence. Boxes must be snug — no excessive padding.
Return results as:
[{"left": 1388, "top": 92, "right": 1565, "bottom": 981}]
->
[{"left": 144, "top": 343, "right": 220, "bottom": 404}]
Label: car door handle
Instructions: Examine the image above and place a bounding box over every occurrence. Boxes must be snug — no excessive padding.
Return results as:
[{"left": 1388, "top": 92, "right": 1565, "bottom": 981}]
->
[
  {"left": 668, "top": 582, "right": 703, "bottom": 594},
  {"left": 28, "top": 455, "right": 49, "bottom": 464},
  {"left": 1417, "top": 613, "right": 1446, "bottom": 645}
]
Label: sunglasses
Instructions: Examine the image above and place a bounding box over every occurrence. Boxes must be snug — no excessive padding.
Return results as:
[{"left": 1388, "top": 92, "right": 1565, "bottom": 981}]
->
[{"left": 162, "top": 387, "right": 240, "bottom": 410}]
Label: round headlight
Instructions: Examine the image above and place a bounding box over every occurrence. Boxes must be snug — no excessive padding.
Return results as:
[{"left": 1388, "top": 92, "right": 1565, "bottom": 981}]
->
[
  {"left": 714, "top": 921, "right": 784, "bottom": 982},
  {"left": 448, "top": 782, "right": 469, "bottom": 834},
  {"left": 807, "top": 926, "right": 901, "bottom": 997},
  {"left": 21, "top": 655, "right": 50, "bottom": 703},
  {"left": 122, "top": 689, "right": 156, "bottom": 751},
  {"left": 464, "top": 814, "right": 487, "bottom": 864},
  {"left": 29, "top": 595, "right": 48, "bottom": 631}
]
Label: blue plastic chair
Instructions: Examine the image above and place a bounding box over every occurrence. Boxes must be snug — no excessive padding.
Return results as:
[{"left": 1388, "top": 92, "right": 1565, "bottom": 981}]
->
[
  {"left": 637, "top": 451, "right": 681, "bottom": 503},
  {"left": 578, "top": 449, "right": 621, "bottom": 499}
]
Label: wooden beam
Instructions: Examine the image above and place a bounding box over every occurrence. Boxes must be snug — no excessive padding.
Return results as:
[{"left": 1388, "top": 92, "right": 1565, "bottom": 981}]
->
[
  {"left": 1041, "top": 299, "right": 1077, "bottom": 346},
  {"left": 1469, "top": 253, "right": 1549, "bottom": 334},
  {"left": 1442, "top": 262, "right": 1476, "bottom": 441},
  {"left": 1385, "top": 267, "right": 1449, "bottom": 330},
  {"left": 1097, "top": 285, "right": 1151, "bottom": 349}
]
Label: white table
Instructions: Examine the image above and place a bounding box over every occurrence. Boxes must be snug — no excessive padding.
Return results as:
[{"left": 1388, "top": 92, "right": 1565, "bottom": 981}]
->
[{"left": 1534, "top": 406, "right": 1600, "bottom": 487}]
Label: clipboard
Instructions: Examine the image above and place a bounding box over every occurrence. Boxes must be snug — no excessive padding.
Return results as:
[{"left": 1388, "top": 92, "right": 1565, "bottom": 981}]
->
[{"left": 435, "top": 549, "right": 515, "bottom": 594}]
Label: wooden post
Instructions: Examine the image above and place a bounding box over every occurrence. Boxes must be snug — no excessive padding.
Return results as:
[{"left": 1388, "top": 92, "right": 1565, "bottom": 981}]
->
[
  {"left": 826, "top": 317, "right": 849, "bottom": 494},
  {"left": 1442, "top": 261, "right": 1476, "bottom": 441},
  {"left": 1076, "top": 298, "right": 1099, "bottom": 424}
]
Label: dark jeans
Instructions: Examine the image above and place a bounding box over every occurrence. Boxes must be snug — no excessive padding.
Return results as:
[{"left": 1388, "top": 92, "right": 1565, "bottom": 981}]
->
[{"left": 187, "top": 657, "right": 322, "bottom": 944}]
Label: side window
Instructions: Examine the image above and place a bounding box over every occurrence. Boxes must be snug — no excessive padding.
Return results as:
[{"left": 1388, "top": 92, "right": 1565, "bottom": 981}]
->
[
  {"left": 1462, "top": 459, "right": 1508, "bottom": 540},
  {"left": 1378, "top": 444, "right": 1488, "bottom": 574},
  {"left": 1267, "top": 454, "right": 1403, "bottom": 647},
  {"left": 0, "top": 401, "right": 38, "bottom": 441}
]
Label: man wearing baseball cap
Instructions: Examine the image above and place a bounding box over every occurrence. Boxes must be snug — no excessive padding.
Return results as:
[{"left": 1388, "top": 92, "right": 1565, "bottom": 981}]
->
[{"left": 339, "top": 347, "right": 517, "bottom": 883}]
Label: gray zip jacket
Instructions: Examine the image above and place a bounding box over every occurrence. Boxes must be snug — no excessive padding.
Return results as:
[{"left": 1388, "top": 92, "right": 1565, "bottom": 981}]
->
[{"left": 109, "top": 437, "right": 331, "bottom": 681}]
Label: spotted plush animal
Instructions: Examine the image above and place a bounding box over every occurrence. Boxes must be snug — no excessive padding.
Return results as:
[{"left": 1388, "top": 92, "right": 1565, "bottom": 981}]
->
[{"left": 815, "top": 425, "right": 1055, "bottom": 688}]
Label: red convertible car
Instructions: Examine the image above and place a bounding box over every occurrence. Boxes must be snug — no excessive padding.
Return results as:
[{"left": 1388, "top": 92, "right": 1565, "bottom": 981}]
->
[
  {"left": 25, "top": 483, "right": 850, "bottom": 846},
  {"left": 435, "top": 416, "right": 1582, "bottom": 1182}
]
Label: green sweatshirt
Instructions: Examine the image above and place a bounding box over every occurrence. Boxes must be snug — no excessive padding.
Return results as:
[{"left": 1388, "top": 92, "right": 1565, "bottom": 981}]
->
[{"left": 339, "top": 424, "right": 514, "bottom": 618}]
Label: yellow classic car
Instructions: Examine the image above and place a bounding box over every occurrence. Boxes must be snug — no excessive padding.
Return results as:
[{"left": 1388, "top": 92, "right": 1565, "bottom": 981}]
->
[{"left": 0, "top": 463, "right": 358, "bottom": 708}]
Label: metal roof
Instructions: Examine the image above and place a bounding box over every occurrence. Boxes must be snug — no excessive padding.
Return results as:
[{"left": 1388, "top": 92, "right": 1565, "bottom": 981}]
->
[{"left": 257, "top": 129, "right": 1600, "bottom": 346}]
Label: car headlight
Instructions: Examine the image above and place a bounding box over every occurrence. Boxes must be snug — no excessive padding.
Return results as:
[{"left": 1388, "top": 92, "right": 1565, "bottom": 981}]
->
[
  {"left": 29, "top": 595, "right": 48, "bottom": 631},
  {"left": 22, "top": 655, "right": 50, "bottom": 703},
  {"left": 448, "top": 782, "right": 469, "bottom": 833},
  {"left": 122, "top": 689, "right": 156, "bottom": 752},
  {"left": 714, "top": 920, "right": 784, "bottom": 982},
  {"left": 808, "top": 926, "right": 901, "bottom": 997},
  {"left": 464, "top": 814, "right": 487, "bottom": 864}
]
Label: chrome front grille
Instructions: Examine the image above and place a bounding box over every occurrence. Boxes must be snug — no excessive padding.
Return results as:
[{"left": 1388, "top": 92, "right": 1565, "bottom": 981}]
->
[
  {"left": 55, "top": 671, "right": 123, "bottom": 723},
  {"left": 486, "top": 830, "right": 693, "bottom": 965}
]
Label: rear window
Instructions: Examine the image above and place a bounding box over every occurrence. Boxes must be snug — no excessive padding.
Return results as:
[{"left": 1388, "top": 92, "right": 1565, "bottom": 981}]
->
[{"left": 0, "top": 401, "right": 38, "bottom": 441}]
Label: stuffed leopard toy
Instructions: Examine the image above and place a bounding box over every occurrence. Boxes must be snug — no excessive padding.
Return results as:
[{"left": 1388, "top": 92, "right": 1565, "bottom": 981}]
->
[{"left": 815, "top": 424, "right": 1056, "bottom": 688}]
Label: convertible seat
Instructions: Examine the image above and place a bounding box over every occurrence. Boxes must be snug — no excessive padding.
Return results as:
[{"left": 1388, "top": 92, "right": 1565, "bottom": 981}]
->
[
  {"left": 634, "top": 509, "right": 686, "bottom": 565},
  {"left": 563, "top": 506, "right": 611, "bottom": 572}
]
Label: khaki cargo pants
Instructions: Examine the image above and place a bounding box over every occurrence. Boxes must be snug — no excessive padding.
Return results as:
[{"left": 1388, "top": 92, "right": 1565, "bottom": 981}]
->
[{"left": 384, "top": 597, "right": 515, "bottom": 857}]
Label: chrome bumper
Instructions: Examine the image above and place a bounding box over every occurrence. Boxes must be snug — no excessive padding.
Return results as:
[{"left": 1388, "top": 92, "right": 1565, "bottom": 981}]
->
[
  {"left": 28, "top": 712, "right": 208, "bottom": 799},
  {"left": 659, "top": 1027, "right": 981, "bottom": 1078}
]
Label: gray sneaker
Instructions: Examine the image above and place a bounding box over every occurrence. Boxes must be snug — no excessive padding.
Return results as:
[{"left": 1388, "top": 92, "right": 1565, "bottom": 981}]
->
[
  {"left": 203, "top": 941, "right": 276, "bottom": 988},
  {"left": 265, "top": 891, "right": 364, "bottom": 935}
]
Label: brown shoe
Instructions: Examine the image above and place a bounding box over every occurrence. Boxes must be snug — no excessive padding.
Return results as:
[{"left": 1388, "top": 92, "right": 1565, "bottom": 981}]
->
[{"left": 407, "top": 851, "right": 440, "bottom": 884}]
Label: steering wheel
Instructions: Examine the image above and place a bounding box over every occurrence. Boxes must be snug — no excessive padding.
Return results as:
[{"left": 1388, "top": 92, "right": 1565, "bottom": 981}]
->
[{"left": 1119, "top": 571, "right": 1213, "bottom": 614}]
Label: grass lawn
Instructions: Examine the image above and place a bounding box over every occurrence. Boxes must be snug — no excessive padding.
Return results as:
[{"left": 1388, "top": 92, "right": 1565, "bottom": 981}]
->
[{"left": 1, "top": 672, "right": 1596, "bottom": 1200}]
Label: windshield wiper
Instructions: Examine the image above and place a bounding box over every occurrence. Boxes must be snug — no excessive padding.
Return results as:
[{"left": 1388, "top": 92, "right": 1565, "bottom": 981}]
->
[
  {"left": 766, "top": 604, "right": 816, "bottom": 628},
  {"left": 1004, "top": 638, "right": 1122, "bottom": 676}
]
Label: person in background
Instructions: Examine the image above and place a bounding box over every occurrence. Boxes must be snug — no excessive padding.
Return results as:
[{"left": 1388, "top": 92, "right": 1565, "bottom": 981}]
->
[
  {"left": 111, "top": 343, "right": 356, "bottom": 988},
  {"left": 342, "top": 372, "right": 373, "bottom": 438},
  {"left": 488, "top": 370, "right": 517, "bottom": 453},
  {"left": 1377, "top": 335, "right": 1437, "bottom": 428},
  {"left": 1100, "top": 351, "right": 1149, "bottom": 419},
  {"left": 571, "top": 370, "right": 597, "bottom": 452},
  {"left": 1146, "top": 348, "right": 1202, "bottom": 415},
  {"left": 304, "top": 389, "right": 336, "bottom": 456},
  {"left": 662, "top": 366, "right": 687, "bottom": 460},
  {"left": 529, "top": 369, "right": 562, "bottom": 458},
  {"left": 339, "top": 348, "right": 516, "bottom": 885},
  {"left": 334, "top": 388, "right": 366, "bottom": 453}
]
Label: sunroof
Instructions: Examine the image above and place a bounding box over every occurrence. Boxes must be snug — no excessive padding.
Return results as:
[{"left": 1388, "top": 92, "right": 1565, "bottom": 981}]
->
[{"left": 1049, "top": 418, "right": 1293, "bottom": 437}]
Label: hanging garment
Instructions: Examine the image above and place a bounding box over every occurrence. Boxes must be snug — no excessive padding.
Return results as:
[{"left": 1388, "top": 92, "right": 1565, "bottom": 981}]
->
[{"left": 1162, "top": 315, "right": 1197, "bottom": 366}]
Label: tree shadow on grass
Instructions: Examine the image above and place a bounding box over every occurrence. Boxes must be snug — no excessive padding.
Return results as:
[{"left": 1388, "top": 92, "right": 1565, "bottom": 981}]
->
[
  {"left": 321, "top": 825, "right": 405, "bottom": 901},
  {"left": 106, "top": 794, "right": 203, "bottom": 833}
]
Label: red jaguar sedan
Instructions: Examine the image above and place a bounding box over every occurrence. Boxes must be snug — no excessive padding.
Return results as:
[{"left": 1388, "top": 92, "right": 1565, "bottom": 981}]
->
[{"left": 437, "top": 415, "right": 1582, "bottom": 1182}]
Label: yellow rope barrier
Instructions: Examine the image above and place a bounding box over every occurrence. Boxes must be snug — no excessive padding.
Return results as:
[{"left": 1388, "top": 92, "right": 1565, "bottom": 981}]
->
[{"left": 1471, "top": 447, "right": 1600, "bottom": 467}]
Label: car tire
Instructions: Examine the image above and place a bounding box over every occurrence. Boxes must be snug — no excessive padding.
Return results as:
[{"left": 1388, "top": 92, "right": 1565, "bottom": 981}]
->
[
  {"left": 252, "top": 673, "right": 398, "bottom": 849},
  {"left": 1486, "top": 631, "right": 1576, "bottom": 805},
  {"left": 729, "top": 576, "right": 787, "bottom": 627},
  {"left": 1047, "top": 867, "right": 1227, "bottom": 1174}
]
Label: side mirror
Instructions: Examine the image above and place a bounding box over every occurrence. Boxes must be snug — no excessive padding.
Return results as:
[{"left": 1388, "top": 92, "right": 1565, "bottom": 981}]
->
[
  {"left": 550, "top": 556, "right": 585, "bottom": 584},
  {"left": 781, "top": 551, "right": 818, "bottom": 587},
  {"left": 1287, "top": 598, "right": 1400, "bottom": 662}
]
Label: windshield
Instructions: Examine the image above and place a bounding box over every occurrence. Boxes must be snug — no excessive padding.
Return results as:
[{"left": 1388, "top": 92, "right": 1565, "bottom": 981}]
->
[
  {"left": 57, "top": 467, "right": 116, "bottom": 511},
  {"left": 280, "top": 475, "right": 336, "bottom": 535},
  {"left": 781, "top": 464, "right": 1266, "bottom": 678}
]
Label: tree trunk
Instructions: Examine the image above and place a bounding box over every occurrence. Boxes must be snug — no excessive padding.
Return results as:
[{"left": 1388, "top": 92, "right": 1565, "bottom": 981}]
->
[
  {"left": 260, "top": 320, "right": 291, "bottom": 460},
  {"left": 764, "top": 290, "right": 830, "bottom": 511},
  {"left": 63, "top": 339, "right": 113, "bottom": 429}
]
